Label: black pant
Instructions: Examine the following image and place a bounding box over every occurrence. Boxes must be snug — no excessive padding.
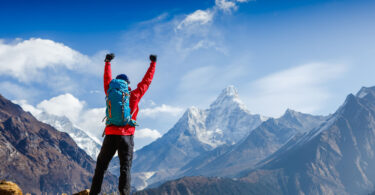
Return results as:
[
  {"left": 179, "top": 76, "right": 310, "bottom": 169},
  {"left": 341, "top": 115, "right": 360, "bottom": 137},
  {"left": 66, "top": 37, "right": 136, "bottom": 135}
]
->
[{"left": 89, "top": 135, "right": 134, "bottom": 195}]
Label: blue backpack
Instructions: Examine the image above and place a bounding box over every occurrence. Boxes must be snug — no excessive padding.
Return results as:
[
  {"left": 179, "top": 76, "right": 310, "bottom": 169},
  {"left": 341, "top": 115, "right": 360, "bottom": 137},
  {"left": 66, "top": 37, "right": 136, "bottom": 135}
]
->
[{"left": 105, "top": 79, "right": 137, "bottom": 127}]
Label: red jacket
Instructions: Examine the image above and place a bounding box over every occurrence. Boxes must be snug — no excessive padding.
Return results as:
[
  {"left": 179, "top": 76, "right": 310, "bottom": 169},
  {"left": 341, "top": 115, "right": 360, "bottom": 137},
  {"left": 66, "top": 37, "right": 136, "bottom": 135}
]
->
[{"left": 103, "top": 61, "right": 156, "bottom": 135}]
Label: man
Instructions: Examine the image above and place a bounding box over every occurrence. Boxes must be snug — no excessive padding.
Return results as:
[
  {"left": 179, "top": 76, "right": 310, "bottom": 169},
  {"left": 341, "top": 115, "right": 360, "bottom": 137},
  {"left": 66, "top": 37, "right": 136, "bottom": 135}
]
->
[{"left": 89, "top": 53, "right": 157, "bottom": 195}]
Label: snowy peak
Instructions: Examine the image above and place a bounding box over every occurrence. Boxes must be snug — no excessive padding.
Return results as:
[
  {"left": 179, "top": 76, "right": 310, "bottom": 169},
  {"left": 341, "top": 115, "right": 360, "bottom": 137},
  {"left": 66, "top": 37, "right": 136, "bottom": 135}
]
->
[
  {"left": 35, "top": 112, "right": 101, "bottom": 159},
  {"left": 132, "top": 85, "right": 265, "bottom": 190},
  {"left": 210, "top": 86, "right": 246, "bottom": 111},
  {"left": 220, "top": 85, "right": 239, "bottom": 98},
  {"left": 175, "top": 106, "right": 206, "bottom": 129},
  {"left": 356, "top": 86, "right": 375, "bottom": 99},
  {"left": 185, "top": 106, "right": 202, "bottom": 120},
  {"left": 169, "top": 86, "right": 262, "bottom": 148}
]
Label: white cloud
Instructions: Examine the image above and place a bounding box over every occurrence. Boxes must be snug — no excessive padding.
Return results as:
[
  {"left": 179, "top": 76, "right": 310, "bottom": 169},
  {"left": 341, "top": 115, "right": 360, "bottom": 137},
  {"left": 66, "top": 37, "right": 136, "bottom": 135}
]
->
[
  {"left": 135, "top": 128, "right": 162, "bottom": 140},
  {"left": 176, "top": 0, "right": 251, "bottom": 31},
  {"left": 0, "top": 38, "right": 91, "bottom": 82},
  {"left": 34, "top": 94, "right": 104, "bottom": 140},
  {"left": 215, "top": 0, "right": 237, "bottom": 12},
  {"left": 140, "top": 104, "right": 184, "bottom": 118},
  {"left": 244, "top": 63, "right": 347, "bottom": 117},
  {"left": 134, "top": 128, "right": 162, "bottom": 150},
  {"left": 79, "top": 107, "right": 106, "bottom": 141},
  {"left": 36, "top": 93, "right": 85, "bottom": 123},
  {"left": 33, "top": 93, "right": 106, "bottom": 140},
  {"left": 177, "top": 10, "right": 214, "bottom": 30},
  {"left": 15, "top": 94, "right": 106, "bottom": 142}
]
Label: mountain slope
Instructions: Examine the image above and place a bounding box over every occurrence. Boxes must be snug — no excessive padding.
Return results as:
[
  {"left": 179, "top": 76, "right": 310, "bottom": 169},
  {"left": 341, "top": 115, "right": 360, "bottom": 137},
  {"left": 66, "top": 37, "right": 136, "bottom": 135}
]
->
[
  {"left": 131, "top": 86, "right": 265, "bottom": 190},
  {"left": 133, "top": 176, "right": 278, "bottom": 195},
  {"left": 0, "top": 94, "right": 117, "bottom": 194},
  {"left": 36, "top": 112, "right": 101, "bottom": 160},
  {"left": 180, "top": 109, "right": 327, "bottom": 177},
  {"left": 242, "top": 86, "right": 375, "bottom": 194}
]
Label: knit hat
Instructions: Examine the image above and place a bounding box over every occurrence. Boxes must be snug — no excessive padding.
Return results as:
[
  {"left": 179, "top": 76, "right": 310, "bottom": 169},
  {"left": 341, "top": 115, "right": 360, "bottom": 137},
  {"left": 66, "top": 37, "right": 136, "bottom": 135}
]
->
[{"left": 116, "top": 74, "right": 130, "bottom": 84}]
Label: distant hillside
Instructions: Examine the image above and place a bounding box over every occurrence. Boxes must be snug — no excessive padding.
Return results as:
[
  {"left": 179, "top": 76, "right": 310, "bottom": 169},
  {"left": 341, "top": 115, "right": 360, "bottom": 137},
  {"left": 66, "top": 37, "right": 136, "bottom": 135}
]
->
[
  {"left": 243, "top": 86, "right": 375, "bottom": 194},
  {"left": 0, "top": 94, "right": 117, "bottom": 194},
  {"left": 135, "top": 86, "right": 375, "bottom": 195},
  {"left": 133, "top": 176, "right": 278, "bottom": 195}
]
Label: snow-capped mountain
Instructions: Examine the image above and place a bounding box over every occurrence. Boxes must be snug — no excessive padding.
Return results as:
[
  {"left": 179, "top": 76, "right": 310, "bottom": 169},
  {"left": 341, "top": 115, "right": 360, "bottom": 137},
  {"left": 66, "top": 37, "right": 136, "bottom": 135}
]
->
[
  {"left": 36, "top": 112, "right": 101, "bottom": 160},
  {"left": 180, "top": 108, "right": 328, "bottom": 178},
  {"left": 242, "top": 86, "right": 375, "bottom": 194},
  {"left": 130, "top": 86, "right": 265, "bottom": 190},
  {"left": 203, "top": 86, "right": 268, "bottom": 146}
]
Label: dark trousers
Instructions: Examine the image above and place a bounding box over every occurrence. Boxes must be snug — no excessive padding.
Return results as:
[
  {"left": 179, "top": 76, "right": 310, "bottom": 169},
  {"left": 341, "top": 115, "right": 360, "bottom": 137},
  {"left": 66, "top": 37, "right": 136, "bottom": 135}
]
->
[{"left": 89, "top": 135, "right": 134, "bottom": 195}]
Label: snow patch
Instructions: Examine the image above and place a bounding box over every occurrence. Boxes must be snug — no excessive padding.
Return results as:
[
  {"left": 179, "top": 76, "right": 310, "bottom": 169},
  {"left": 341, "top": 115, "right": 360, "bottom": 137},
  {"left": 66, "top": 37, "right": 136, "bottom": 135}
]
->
[
  {"left": 357, "top": 87, "right": 369, "bottom": 98},
  {"left": 134, "top": 171, "right": 156, "bottom": 191},
  {"left": 36, "top": 112, "right": 102, "bottom": 159}
]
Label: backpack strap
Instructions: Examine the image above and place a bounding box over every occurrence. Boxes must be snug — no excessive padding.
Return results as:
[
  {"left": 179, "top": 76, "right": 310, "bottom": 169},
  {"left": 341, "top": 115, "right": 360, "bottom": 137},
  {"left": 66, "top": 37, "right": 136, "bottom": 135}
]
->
[
  {"left": 122, "top": 92, "right": 125, "bottom": 123},
  {"left": 131, "top": 106, "right": 138, "bottom": 116}
]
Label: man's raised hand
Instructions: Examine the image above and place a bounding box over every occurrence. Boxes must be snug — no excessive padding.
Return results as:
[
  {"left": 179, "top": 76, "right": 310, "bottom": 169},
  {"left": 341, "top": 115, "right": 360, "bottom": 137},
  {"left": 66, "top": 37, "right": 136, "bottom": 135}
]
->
[
  {"left": 105, "top": 53, "right": 115, "bottom": 62},
  {"left": 149, "top": 54, "right": 157, "bottom": 62}
]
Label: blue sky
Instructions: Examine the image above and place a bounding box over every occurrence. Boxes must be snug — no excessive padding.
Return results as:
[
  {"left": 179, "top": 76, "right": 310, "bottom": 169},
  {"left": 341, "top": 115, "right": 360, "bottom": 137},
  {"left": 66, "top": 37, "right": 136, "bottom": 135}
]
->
[{"left": 1, "top": 0, "right": 374, "bottom": 149}]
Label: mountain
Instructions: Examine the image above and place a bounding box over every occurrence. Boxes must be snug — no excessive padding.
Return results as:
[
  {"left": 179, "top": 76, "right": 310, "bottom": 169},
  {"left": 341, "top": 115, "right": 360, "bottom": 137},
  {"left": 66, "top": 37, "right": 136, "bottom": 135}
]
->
[
  {"left": 130, "top": 86, "right": 265, "bottom": 190},
  {"left": 180, "top": 109, "right": 327, "bottom": 178},
  {"left": 133, "top": 176, "right": 278, "bottom": 195},
  {"left": 0, "top": 94, "right": 117, "bottom": 194},
  {"left": 134, "top": 86, "right": 375, "bottom": 195},
  {"left": 35, "top": 112, "right": 101, "bottom": 160},
  {"left": 240, "top": 86, "right": 375, "bottom": 194}
]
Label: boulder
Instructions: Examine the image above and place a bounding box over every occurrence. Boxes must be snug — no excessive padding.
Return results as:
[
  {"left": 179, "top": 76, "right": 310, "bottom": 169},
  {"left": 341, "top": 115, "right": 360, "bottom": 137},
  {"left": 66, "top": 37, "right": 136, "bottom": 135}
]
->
[
  {"left": 0, "top": 180, "right": 22, "bottom": 195},
  {"left": 73, "top": 189, "right": 90, "bottom": 195}
]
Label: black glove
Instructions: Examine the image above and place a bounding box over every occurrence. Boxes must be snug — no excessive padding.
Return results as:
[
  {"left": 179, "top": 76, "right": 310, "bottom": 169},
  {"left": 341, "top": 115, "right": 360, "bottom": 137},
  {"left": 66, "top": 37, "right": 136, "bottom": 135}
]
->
[
  {"left": 149, "top": 54, "right": 157, "bottom": 62},
  {"left": 105, "top": 53, "right": 115, "bottom": 62}
]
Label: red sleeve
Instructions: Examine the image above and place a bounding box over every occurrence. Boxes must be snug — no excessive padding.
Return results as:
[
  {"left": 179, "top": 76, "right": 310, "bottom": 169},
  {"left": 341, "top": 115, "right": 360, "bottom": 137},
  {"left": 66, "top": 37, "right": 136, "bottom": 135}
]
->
[
  {"left": 104, "top": 61, "right": 112, "bottom": 96},
  {"left": 132, "top": 61, "right": 156, "bottom": 100}
]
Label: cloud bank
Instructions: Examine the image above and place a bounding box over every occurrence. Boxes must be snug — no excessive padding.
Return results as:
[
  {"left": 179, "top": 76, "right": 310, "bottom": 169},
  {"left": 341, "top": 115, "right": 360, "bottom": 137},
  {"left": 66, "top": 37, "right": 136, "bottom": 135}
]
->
[{"left": 0, "top": 38, "right": 90, "bottom": 82}]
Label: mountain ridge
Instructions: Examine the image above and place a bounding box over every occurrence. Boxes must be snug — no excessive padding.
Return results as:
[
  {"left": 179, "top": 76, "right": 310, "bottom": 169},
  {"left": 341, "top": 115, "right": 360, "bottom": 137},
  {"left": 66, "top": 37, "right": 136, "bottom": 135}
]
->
[
  {"left": 241, "top": 86, "right": 375, "bottom": 194},
  {"left": 35, "top": 112, "right": 102, "bottom": 160},
  {"left": 130, "top": 86, "right": 265, "bottom": 190},
  {"left": 0, "top": 94, "right": 117, "bottom": 194},
  {"left": 134, "top": 86, "right": 375, "bottom": 195},
  {"left": 179, "top": 108, "right": 327, "bottom": 178}
]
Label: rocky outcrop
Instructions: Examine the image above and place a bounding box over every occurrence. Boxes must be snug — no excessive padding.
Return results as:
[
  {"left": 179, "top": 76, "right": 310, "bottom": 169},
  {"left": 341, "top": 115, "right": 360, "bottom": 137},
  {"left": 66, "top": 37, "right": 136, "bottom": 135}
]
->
[
  {"left": 0, "top": 180, "right": 22, "bottom": 195},
  {"left": 73, "top": 189, "right": 90, "bottom": 195}
]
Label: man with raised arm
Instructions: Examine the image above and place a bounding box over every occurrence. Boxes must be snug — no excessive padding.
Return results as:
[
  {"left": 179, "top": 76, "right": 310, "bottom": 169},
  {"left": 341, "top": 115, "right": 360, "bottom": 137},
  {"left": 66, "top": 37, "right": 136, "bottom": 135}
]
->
[{"left": 89, "top": 53, "right": 157, "bottom": 195}]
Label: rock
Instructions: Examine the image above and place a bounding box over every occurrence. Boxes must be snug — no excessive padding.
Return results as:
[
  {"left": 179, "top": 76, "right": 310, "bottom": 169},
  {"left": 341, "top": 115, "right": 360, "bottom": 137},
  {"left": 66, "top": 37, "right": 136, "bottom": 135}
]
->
[
  {"left": 0, "top": 180, "right": 23, "bottom": 195},
  {"left": 73, "top": 189, "right": 90, "bottom": 195}
]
